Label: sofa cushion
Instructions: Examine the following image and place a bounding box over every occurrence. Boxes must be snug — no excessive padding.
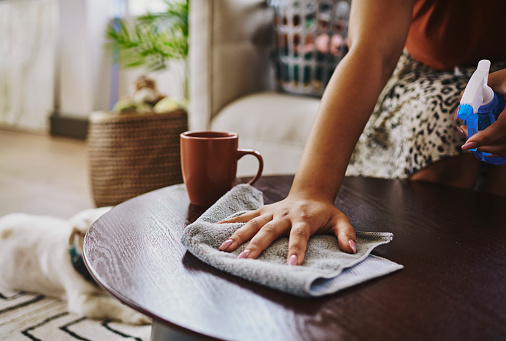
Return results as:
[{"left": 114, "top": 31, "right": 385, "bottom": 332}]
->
[
  {"left": 210, "top": 91, "right": 320, "bottom": 175},
  {"left": 212, "top": 91, "right": 320, "bottom": 146}
]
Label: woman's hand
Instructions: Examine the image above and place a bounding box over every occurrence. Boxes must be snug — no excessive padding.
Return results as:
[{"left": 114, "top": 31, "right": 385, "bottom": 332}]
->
[
  {"left": 217, "top": 195, "right": 357, "bottom": 266},
  {"left": 459, "top": 68, "right": 506, "bottom": 157},
  {"left": 459, "top": 111, "right": 506, "bottom": 156}
]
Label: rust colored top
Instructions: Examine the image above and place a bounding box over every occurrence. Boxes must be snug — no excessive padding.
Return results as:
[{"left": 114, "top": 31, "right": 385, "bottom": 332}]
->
[{"left": 405, "top": 0, "right": 506, "bottom": 70}]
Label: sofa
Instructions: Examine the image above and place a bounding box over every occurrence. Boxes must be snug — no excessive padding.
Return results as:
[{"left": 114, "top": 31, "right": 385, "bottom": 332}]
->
[{"left": 189, "top": 0, "right": 321, "bottom": 176}]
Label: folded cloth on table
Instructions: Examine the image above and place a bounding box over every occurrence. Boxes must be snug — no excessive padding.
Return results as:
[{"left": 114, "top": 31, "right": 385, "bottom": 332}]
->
[{"left": 181, "top": 184, "right": 403, "bottom": 297}]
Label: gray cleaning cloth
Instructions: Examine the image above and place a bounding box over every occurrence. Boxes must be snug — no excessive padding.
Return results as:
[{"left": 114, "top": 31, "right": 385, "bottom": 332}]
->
[{"left": 181, "top": 184, "right": 403, "bottom": 297}]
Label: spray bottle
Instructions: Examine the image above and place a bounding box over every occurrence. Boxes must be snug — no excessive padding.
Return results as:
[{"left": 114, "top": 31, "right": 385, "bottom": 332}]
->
[{"left": 458, "top": 59, "right": 506, "bottom": 165}]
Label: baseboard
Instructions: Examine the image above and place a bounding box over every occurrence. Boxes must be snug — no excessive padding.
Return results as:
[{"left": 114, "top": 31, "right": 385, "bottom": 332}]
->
[{"left": 49, "top": 112, "right": 89, "bottom": 140}]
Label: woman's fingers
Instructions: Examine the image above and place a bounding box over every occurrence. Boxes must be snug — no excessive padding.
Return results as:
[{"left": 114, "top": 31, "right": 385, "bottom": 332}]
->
[
  {"left": 218, "top": 210, "right": 260, "bottom": 224},
  {"left": 219, "top": 213, "right": 273, "bottom": 252},
  {"left": 286, "top": 222, "right": 311, "bottom": 265},
  {"left": 458, "top": 125, "right": 468, "bottom": 138},
  {"left": 454, "top": 106, "right": 460, "bottom": 121},
  {"left": 333, "top": 213, "right": 357, "bottom": 254},
  {"left": 461, "top": 108, "right": 506, "bottom": 148},
  {"left": 477, "top": 144, "right": 506, "bottom": 156},
  {"left": 454, "top": 92, "right": 465, "bottom": 121},
  {"left": 240, "top": 219, "right": 291, "bottom": 259},
  {"left": 460, "top": 127, "right": 506, "bottom": 153},
  {"left": 466, "top": 119, "right": 505, "bottom": 147}
]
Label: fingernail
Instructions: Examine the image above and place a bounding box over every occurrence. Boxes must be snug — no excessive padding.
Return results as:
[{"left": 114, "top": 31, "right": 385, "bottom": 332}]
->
[
  {"left": 288, "top": 254, "right": 298, "bottom": 266},
  {"left": 219, "top": 239, "right": 233, "bottom": 251},
  {"left": 349, "top": 240, "right": 357, "bottom": 254},
  {"left": 462, "top": 142, "right": 478, "bottom": 150},
  {"left": 237, "top": 249, "right": 250, "bottom": 259},
  {"left": 457, "top": 126, "right": 464, "bottom": 135}
]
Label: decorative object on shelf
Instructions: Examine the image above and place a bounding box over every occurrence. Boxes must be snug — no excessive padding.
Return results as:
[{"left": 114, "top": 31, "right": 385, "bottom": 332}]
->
[
  {"left": 113, "top": 75, "right": 186, "bottom": 113},
  {"left": 269, "top": 0, "right": 351, "bottom": 97}
]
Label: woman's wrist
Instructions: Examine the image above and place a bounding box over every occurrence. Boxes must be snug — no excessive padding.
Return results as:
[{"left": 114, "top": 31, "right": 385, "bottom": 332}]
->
[{"left": 288, "top": 180, "right": 340, "bottom": 204}]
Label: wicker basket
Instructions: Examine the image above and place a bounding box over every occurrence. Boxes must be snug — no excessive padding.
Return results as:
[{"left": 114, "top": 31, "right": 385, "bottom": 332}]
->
[{"left": 87, "top": 109, "right": 188, "bottom": 207}]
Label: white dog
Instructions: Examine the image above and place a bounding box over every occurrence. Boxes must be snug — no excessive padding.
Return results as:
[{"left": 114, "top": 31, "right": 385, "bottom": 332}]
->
[{"left": 0, "top": 207, "right": 150, "bottom": 325}]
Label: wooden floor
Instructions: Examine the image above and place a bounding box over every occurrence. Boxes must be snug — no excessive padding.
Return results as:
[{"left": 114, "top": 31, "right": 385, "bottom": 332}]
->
[{"left": 0, "top": 129, "right": 94, "bottom": 218}]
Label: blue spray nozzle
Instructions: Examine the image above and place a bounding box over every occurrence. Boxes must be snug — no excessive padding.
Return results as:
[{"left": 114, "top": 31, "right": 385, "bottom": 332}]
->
[
  {"left": 458, "top": 104, "right": 474, "bottom": 121},
  {"left": 458, "top": 104, "right": 478, "bottom": 146}
]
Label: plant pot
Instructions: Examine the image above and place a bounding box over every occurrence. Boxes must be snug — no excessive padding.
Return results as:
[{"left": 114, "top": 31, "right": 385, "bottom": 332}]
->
[{"left": 87, "top": 109, "right": 188, "bottom": 207}]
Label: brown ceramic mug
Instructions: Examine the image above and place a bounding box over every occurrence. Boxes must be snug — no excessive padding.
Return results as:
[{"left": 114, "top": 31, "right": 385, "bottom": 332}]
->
[{"left": 180, "top": 131, "right": 263, "bottom": 206}]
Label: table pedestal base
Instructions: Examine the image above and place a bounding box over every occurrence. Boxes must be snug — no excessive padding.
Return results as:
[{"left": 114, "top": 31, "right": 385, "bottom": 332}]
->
[{"left": 150, "top": 321, "right": 207, "bottom": 341}]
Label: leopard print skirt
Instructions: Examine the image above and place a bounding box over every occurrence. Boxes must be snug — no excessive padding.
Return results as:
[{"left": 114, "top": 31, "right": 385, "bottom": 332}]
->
[{"left": 346, "top": 52, "right": 506, "bottom": 179}]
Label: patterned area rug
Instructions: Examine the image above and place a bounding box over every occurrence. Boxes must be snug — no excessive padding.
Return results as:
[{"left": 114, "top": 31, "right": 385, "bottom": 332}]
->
[{"left": 0, "top": 288, "right": 151, "bottom": 340}]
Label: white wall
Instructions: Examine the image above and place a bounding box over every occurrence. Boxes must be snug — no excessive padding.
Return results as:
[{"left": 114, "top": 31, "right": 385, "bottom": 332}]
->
[{"left": 58, "top": 0, "right": 112, "bottom": 117}]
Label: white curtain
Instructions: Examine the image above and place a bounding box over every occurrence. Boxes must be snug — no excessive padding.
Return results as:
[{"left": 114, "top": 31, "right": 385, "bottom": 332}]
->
[{"left": 0, "top": 0, "right": 57, "bottom": 132}]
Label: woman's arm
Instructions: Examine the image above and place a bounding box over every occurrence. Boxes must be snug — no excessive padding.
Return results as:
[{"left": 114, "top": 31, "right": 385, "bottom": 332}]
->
[
  {"left": 219, "top": 0, "right": 415, "bottom": 265},
  {"left": 293, "top": 0, "right": 414, "bottom": 200}
]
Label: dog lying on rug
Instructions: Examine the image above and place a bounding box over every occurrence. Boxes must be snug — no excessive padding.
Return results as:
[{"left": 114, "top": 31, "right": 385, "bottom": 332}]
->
[{"left": 0, "top": 207, "right": 150, "bottom": 325}]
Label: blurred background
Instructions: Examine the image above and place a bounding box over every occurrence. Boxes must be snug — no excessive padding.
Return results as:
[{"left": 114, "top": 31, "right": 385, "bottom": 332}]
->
[
  {"left": 0, "top": 0, "right": 186, "bottom": 134},
  {"left": 0, "top": 0, "right": 188, "bottom": 218}
]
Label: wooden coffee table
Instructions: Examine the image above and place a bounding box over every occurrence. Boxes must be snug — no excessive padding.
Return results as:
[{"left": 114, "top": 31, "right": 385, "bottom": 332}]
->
[{"left": 83, "top": 175, "right": 506, "bottom": 340}]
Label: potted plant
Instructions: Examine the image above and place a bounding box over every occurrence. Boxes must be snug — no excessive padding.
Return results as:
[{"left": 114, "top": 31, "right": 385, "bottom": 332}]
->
[
  {"left": 107, "top": 0, "right": 189, "bottom": 110},
  {"left": 87, "top": 0, "right": 190, "bottom": 207}
]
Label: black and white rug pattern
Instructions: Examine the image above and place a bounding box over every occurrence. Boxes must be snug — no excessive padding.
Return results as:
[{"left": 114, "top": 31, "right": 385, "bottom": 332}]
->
[{"left": 0, "top": 288, "right": 151, "bottom": 340}]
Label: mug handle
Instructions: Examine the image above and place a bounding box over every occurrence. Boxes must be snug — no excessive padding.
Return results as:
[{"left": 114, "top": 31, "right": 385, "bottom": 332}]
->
[{"left": 236, "top": 149, "right": 264, "bottom": 185}]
